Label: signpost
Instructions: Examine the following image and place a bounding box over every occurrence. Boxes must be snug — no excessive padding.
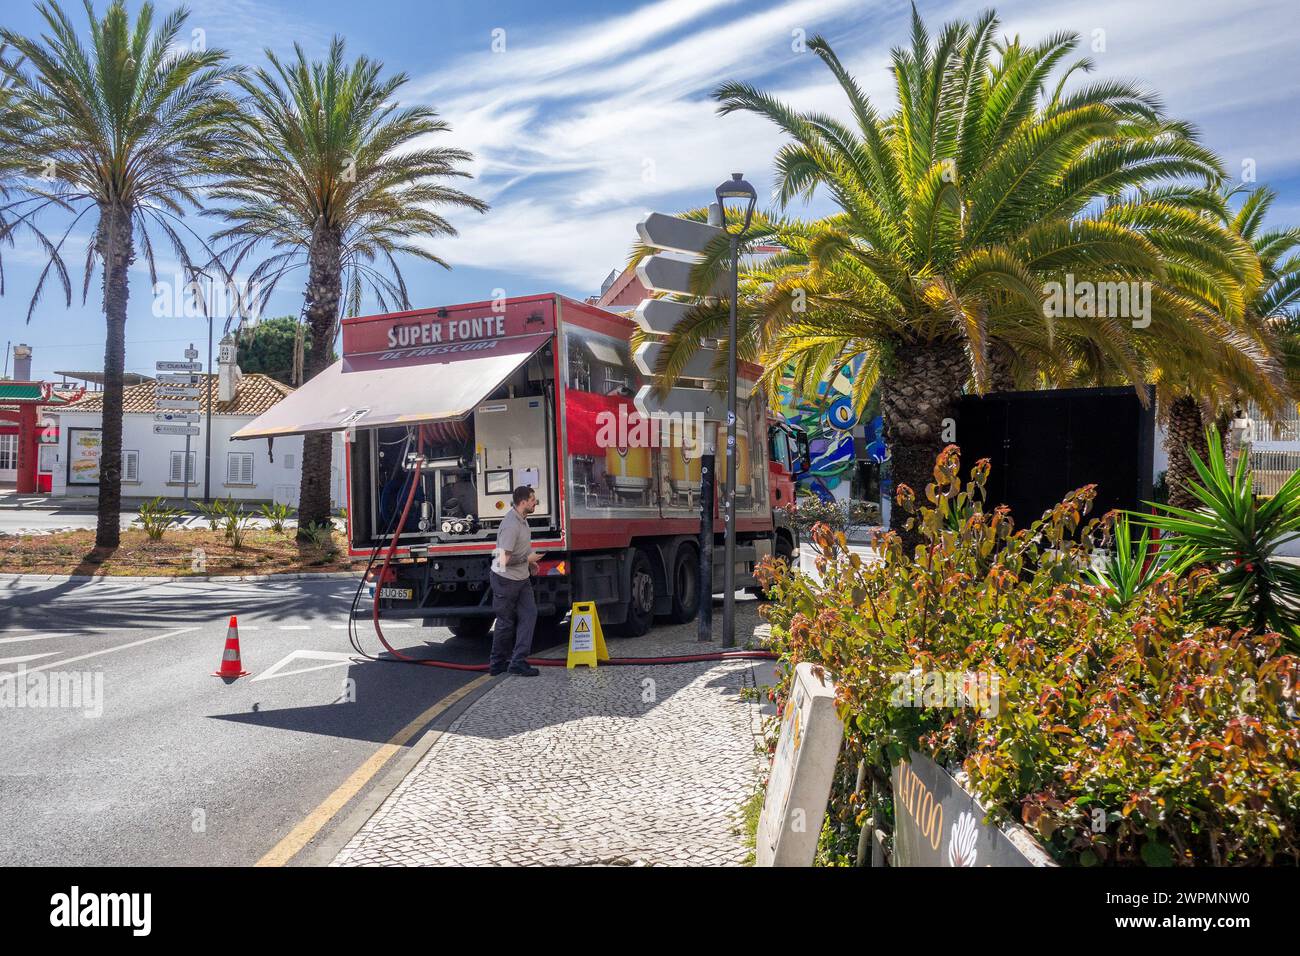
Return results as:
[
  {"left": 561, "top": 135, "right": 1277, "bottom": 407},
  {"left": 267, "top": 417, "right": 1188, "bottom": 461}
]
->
[
  {"left": 632, "top": 206, "right": 727, "bottom": 643},
  {"left": 157, "top": 346, "right": 201, "bottom": 504}
]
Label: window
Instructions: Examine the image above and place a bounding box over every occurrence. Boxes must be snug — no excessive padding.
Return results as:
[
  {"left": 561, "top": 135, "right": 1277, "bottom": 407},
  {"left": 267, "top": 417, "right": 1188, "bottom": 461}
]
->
[
  {"left": 169, "top": 450, "right": 196, "bottom": 484},
  {"left": 283, "top": 453, "right": 294, "bottom": 469},
  {"left": 121, "top": 449, "right": 140, "bottom": 483},
  {"left": 769, "top": 428, "right": 790, "bottom": 469},
  {"left": 0, "top": 434, "right": 16, "bottom": 471},
  {"left": 226, "top": 452, "right": 254, "bottom": 485}
]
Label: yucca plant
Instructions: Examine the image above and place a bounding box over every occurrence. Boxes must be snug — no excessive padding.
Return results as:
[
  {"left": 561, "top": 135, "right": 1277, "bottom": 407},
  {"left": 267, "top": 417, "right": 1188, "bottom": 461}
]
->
[
  {"left": 1136, "top": 428, "right": 1300, "bottom": 646},
  {"left": 135, "top": 496, "right": 182, "bottom": 541},
  {"left": 195, "top": 498, "right": 229, "bottom": 531},
  {"left": 220, "top": 504, "right": 255, "bottom": 550},
  {"left": 1084, "top": 511, "right": 1191, "bottom": 612},
  {"left": 259, "top": 501, "right": 293, "bottom": 534}
]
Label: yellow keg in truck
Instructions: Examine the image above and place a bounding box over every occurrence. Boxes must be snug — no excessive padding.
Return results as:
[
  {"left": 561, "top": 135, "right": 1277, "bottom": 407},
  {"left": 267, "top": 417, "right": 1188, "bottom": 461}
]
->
[
  {"left": 668, "top": 439, "right": 702, "bottom": 489},
  {"left": 606, "top": 442, "right": 651, "bottom": 495},
  {"left": 737, "top": 424, "right": 751, "bottom": 497}
]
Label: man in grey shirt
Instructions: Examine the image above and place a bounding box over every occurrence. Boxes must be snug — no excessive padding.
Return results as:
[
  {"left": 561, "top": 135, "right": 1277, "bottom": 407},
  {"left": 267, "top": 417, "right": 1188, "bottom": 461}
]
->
[{"left": 489, "top": 486, "right": 542, "bottom": 676}]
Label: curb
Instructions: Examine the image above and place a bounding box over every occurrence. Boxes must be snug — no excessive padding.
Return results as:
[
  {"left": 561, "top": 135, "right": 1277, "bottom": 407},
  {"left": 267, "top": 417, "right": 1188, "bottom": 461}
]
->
[{"left": 0, "top": 571, "right": 362, "bottom": 583}]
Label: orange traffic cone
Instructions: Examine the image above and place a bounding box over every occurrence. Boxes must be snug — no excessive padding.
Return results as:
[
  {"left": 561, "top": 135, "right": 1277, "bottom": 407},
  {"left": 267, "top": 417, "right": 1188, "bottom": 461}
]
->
[{"left": 213, "top": 616, "right": 250, "bottom": 680}]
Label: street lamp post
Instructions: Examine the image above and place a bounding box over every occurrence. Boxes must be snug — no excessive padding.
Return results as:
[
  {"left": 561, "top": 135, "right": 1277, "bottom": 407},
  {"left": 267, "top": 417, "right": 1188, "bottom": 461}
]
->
[{"left": 715, "top": 172, "right": 756, "bottom": 649}]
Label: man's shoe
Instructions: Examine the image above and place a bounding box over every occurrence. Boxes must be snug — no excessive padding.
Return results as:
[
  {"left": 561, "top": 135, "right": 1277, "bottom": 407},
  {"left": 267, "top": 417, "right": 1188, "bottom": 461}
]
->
[
  {"left": 488, "top": 664, "right": 508, "bottom": 676},
  {"left": 507, "top": 664, "right": 540, "bottom": 677}
]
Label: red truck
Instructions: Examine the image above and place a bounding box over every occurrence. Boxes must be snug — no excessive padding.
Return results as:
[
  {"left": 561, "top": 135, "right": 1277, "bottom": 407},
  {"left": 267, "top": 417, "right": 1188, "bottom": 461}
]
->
[{"left": 234, "top": 293, "right": 807, "bottom": 636}]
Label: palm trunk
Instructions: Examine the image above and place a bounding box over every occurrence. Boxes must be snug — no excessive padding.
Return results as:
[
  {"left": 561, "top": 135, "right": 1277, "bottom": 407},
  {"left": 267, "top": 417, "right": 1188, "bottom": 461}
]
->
[
  {"left": 94, "top": 202, "right": 134, "bottom": 549},
  {"left": 880, "top": 340, "right": 969, "bottom": 552},
  {"left": 296, "top": 221, "right": 342, "bottom": 536},
  {"left": 1165, "top": 395, "right": 1210, "bottom": 511},
  {"left": 988, "top": 341, "right": 1017, "bottom": 393}
]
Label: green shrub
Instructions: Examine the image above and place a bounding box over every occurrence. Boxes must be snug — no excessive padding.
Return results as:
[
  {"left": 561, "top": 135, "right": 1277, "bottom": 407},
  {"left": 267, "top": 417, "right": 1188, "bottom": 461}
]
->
[
  {"left": 259, "top": 501, "right": 294, "bottom": 534},
  {"left": 784, "top": 496, "right": 880, "bottom": 535},
  {"left": 758, "top": 445, "right": 1300, "bottom": 866},
  {"left": 134, "top": 496, "right": 183, "bottom": 541}
]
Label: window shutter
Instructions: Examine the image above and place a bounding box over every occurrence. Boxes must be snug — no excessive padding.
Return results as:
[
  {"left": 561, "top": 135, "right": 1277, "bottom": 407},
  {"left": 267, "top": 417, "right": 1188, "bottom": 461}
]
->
[
  {"left": 122, "top": 450, "right": 139, "bottom": 482},
  {"left": 170, "top": 452, "right": 183, "bottom": 483},
  {"left": 227, "top": 453, "right": 254, "bottom": 485}
]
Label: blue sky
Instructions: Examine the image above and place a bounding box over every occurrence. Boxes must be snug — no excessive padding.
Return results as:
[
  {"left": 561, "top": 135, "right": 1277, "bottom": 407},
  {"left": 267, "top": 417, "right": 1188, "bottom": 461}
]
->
[{"left": 3, "top": 0, "right": 1300, "bottom": 381}]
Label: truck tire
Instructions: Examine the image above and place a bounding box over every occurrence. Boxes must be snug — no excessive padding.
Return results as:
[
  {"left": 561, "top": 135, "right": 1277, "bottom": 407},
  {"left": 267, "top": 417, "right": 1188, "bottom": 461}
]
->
[
  {"left": 449, "top": 618, "right": 494, "bottom": 639},
  {"left": 611, "top": 549, "right": 656, "bottom": 637},
  {"left": 665, "top": 545, "right": 700, "bottom": 624}
]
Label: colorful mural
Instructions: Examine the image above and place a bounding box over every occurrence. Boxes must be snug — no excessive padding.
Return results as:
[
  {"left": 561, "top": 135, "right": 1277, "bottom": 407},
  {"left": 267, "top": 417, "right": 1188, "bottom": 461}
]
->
[{"left": 776, "top": 357, "right": 882, "bottom": 502}]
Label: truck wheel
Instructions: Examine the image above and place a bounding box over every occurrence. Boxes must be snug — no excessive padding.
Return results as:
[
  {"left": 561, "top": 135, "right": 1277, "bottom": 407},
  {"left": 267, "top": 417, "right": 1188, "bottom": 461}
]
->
[
  {"left": 449, "top": 618, "right": 494, "bottom": 639},
  {"left": 665, "top": 546, "right": 700, "bottom": 624},
  {"left": 611, "top": 550, "right": 656, "bottom": 637}
]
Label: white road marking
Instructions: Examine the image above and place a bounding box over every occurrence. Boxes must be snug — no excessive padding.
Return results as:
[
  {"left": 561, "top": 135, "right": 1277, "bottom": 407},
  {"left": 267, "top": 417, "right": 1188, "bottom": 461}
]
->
[
  {"left": 0, "top": 652, "right": 59, "bottom": 665},
  {"left": 279, "top": 626, "right": 311, "bottom": 631},
  {"left": 0, "top": 627, "right": 199, "bottom": 685},
  {"left": 251, "top": 649, "right": 357, "bottom": 683},
  {"left": 0, "top": 633, "right": 71, "bottom": 644}
]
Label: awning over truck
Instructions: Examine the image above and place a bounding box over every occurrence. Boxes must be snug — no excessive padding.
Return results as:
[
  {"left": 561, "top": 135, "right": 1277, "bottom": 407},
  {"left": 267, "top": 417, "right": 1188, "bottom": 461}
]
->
[{"left": 231, "top": 332, "right": 552, "bottom": 439}]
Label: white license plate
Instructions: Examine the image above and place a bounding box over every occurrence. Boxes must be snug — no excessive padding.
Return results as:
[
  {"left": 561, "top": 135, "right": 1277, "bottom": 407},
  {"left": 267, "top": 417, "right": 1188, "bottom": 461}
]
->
[{"left": 379, "top": 587, "right": 414, "bottom": 600}]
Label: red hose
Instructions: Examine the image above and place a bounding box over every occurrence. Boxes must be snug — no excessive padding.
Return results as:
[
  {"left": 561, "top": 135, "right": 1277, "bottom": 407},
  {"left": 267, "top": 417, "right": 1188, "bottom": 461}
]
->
[{"left": 368, "top": 440, "right": 776, "bottom": 671}]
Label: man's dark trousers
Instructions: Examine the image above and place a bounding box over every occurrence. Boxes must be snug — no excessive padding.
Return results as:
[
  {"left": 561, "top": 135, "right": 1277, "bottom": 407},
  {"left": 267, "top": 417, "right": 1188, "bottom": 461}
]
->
[{"left": 489, "top": 571, "right": 537, "bottom": 669}]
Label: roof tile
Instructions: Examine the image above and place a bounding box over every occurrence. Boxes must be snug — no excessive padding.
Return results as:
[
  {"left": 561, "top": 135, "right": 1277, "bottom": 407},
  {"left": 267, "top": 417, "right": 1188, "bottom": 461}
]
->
[{"left": 60, "top": 373, "right": 295, "bottom": 417}]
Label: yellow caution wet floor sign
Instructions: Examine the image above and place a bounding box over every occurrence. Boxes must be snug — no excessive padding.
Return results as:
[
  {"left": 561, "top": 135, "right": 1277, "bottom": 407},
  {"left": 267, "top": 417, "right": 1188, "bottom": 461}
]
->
[{"left": 566, "top": 601, "right": 610, "bottom": 669}]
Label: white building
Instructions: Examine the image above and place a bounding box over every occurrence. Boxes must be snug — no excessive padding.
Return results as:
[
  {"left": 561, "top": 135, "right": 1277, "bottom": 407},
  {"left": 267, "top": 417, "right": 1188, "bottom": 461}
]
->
[{"left": 51, "top": 349, "right": 343, "bottom": 507}]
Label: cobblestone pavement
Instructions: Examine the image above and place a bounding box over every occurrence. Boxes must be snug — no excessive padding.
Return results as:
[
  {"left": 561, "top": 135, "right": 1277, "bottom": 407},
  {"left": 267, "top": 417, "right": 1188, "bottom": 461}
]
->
[{"left": 332, "top": 599, "right": 775, "bottom": 867}]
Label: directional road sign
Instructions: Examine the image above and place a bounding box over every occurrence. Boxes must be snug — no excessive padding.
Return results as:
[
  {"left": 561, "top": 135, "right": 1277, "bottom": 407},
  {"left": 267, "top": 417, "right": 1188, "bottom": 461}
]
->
[
  {"left": 153, "top": 424, "right": 200, "bottom": 436},
  {"left": 636, "top": 254, "right": 730, "bottom": 299},
  {"left": 154, "top": 411, "right": 200, "bottom": 423},
  {"left": 156, "top": 372, "right": 201, "bottom": 385},
  {"left": 632, "top": 298, "right": 695, "bottom": 336},
  {"left": 156, "top": 397, "right": 200, "bottom": 409},
  {"left": 155, "top": 361, "right": 202, "bottom": 372},
  {"left": 634, "top": 340, "right": 720, "bottom": 380},
  {"left": 636, "top": 212, "right": 723, "bottom": 256}
]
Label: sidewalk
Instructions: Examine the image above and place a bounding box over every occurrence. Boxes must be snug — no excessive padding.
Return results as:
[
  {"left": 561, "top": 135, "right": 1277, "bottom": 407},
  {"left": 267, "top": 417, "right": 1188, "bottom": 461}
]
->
[{"left": 331, "top": 599, "right": 777, "bottom": 867}]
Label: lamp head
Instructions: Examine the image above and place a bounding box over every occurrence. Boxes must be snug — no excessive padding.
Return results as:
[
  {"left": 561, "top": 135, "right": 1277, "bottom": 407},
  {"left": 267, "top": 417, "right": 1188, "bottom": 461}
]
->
[{"left": 715, "top": 172, "right": 757, "bottom": 237}]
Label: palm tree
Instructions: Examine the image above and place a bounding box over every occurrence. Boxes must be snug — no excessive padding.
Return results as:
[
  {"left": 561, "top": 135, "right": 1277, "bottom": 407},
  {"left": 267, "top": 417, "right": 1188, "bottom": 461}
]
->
[
  {"left": 1153, "top": 186, "right": 1300, "bottom": 508},
  {"left": 0, "top": 1, "right": 241, "bottom": 547},
  {"left": 638, "top": 10, "right": 1264, "bottom": 547},
  {"left": 209, "top": 37, "right": 488, "bottom": 533}
]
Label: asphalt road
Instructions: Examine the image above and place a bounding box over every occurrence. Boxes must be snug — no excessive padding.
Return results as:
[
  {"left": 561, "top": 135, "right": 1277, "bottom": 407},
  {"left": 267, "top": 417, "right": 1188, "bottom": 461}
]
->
[{"left": 0, "top": 574, "right": 544, "bottom": 866}]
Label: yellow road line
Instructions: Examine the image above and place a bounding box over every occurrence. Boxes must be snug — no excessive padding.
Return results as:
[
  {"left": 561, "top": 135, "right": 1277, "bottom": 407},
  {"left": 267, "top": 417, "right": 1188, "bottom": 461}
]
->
[{"left": 255, "top": 674, "right": 492, "bottom": 867}]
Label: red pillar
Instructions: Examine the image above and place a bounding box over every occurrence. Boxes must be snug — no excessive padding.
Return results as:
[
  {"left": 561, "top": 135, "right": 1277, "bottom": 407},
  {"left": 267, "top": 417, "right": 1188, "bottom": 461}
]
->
[{"left": 16, "top": 405, "right": 39, "bottom": 493}]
